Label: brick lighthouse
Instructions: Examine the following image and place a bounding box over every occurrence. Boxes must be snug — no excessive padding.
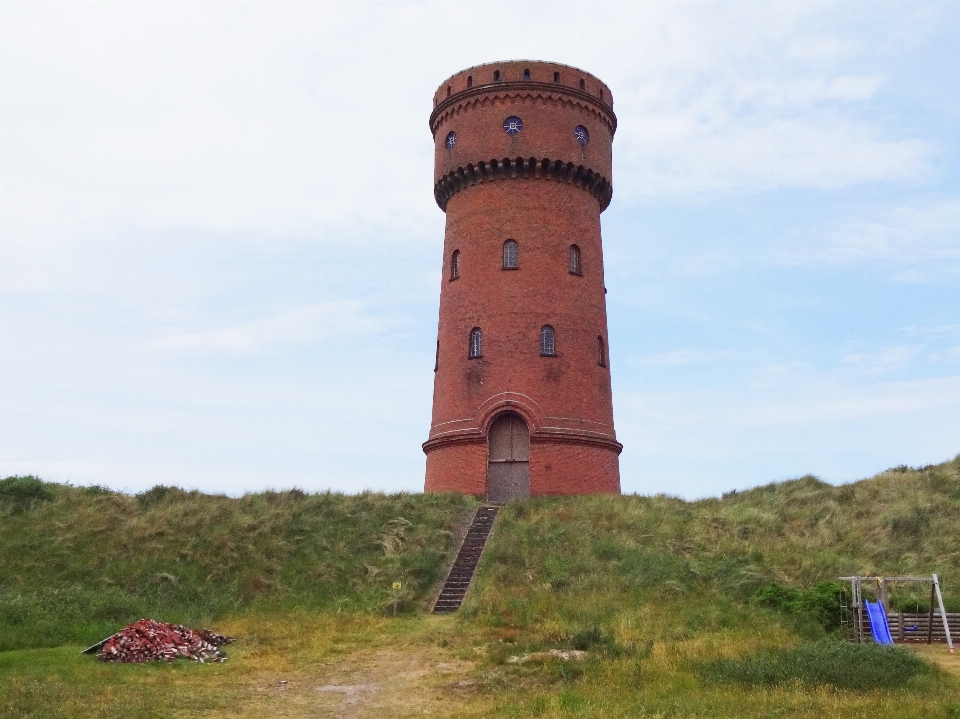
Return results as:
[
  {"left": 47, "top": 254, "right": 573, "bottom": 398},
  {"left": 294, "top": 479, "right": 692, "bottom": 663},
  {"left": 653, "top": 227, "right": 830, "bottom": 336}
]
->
[{"left": 423, "top": 61, "right": 621, "bottom": 502}]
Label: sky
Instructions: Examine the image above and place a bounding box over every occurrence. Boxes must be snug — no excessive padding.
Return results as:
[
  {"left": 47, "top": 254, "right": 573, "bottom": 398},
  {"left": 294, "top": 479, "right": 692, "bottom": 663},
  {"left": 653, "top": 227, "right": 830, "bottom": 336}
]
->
[{"left": 1, "top": 0, "right": 958, "bottom": 498}]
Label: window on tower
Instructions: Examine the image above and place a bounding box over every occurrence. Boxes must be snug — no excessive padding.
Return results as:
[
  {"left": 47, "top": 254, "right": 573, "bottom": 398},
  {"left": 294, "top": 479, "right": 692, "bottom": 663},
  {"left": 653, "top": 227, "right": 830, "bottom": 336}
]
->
[
  {"left": 450, "top": 249, "right": 460, "bottom": 280},
  {"left": 554, "top": 71, "right": 560, "bottom": 82},
  {"left": 569, "top": 244, "right": 582, "bottom": 275},
  {"left": 503, "top": 240, "right": 518, "bottom": 269},
  {"left": 540, "top": 326, "right": 556, "bottom": 356},
  {"left": 598, "top": 336, "right": 607, "bottom": 367},
  {"left": 523, "top": 68, "right": 530, "bottom": 80},
  {"left": 469, "top": 328, "right": 483, "bottom": 359}
]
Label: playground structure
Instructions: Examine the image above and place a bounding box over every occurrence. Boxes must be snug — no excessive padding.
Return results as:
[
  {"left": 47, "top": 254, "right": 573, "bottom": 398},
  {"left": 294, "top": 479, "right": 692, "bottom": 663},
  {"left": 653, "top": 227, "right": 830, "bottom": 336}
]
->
[{"left": 840, "top": 575, "right": 955, "bottom": 652}]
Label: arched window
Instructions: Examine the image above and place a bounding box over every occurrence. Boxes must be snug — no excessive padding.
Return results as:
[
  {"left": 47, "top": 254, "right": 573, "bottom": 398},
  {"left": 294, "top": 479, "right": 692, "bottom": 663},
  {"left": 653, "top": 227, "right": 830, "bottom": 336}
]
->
[
  {"left": 467, "top": 75, "right": 473, "bottom": 88},
  {"left": 494, "top": 69, "right": 501, "bottom": 81},
  {"left": 597, "top": 336, "right": 607, "bottom": 367},
  {"left": 446, "top": 85, "right": 451, "bottom": 97},
  {"left": 569, "top": 244, "right": 582, "bottom": 275},
  {"left": 554, "top": 71, "right": 560, "bottom": 82},
  {"left": 469, "top": 328, "right": 483, "bottom": 359},
  {"left": 540, "top": 326, "right": 556, "bottom": 356},
  {"left": 579, "top": 78, "right": 585, "bottom": 90},
  {"left": 450, "top": 249, "right": 460, "bottom": 280},
  {"left": 523, "top": 68, "right": 530, "bottom": 80},
  {"left": 503, "top": 240, "right": 518, "bottom": 269}
]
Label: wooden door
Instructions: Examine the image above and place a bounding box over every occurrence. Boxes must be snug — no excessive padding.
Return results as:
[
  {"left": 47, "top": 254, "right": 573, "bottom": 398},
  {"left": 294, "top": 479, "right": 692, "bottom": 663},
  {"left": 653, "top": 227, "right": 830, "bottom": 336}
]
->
[{"left": 487, "top": 412, "right": 530, "bottom": 504}]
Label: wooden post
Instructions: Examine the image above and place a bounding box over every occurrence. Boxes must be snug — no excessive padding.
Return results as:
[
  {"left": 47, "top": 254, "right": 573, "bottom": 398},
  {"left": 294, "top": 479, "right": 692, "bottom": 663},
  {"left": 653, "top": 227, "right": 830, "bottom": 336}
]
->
[
  {"left": 898, "top": 611, "right": 904, "bottom": 643},
  {"left": 928, "top": 582, "right": 936, "bottom": 645},
  {"left": 392, "top": 581, "right": 402, "bottom": 616}
]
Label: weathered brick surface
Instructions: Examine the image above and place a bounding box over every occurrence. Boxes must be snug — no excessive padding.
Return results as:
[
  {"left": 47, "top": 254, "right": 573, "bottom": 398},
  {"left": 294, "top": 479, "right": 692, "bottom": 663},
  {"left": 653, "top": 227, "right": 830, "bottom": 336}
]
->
[{"left": 423, "top": 61, "right": 621, "bottom": 498}]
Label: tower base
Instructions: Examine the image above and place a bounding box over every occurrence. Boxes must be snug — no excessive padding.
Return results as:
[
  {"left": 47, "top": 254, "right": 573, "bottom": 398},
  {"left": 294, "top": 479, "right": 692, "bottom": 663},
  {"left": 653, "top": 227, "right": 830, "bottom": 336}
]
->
[{"left": 424, "top": 435, "right": 621, "bottom": 498}]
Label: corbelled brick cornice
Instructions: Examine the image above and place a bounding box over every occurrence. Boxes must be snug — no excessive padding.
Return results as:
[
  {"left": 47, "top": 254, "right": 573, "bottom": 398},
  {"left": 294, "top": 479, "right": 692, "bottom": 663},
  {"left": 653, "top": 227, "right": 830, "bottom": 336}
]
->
[{"left": 434, "top": 156, "right": 612, "bottom": 211}]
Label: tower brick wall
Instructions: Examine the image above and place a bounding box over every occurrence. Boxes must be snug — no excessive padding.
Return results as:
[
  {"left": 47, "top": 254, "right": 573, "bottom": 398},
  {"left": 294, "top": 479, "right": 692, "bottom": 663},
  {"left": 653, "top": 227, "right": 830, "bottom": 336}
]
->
[{"left": 424, "top": 61, "right": 621, "bottom": 499}]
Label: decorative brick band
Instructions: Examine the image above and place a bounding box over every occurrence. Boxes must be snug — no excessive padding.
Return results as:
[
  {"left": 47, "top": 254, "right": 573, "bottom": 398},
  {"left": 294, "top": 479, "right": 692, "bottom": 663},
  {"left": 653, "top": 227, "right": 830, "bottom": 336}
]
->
[
  {"left": 434, "top": 156, "right": 613, "bottom": 211},
  {"left": 422, "top": 428, "right": 622, "bottom": 455}
]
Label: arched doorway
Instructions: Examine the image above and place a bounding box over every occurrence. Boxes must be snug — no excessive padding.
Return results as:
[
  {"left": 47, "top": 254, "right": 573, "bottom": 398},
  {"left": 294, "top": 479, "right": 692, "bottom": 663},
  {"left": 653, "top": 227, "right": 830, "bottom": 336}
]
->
[{"left": 487, "top": 412, "right": 530, "bottom": 503}]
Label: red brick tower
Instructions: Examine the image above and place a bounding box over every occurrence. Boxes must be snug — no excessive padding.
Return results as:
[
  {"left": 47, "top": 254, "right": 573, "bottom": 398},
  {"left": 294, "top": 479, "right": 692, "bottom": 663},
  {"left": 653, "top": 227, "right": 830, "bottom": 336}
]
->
[{"left": 423, "top": 61, "right": 621, "bottom": 501}]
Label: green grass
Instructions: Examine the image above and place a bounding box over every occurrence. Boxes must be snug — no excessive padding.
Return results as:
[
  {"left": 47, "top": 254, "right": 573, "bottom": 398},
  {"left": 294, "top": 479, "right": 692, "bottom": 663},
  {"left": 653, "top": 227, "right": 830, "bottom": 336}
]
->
[
  {"left": 3, "top": 456, "right": 960, "bottom": 717},
  {"left": 0, "top": 479, "right": 478, "bottom": 650},
  {"left": 698, "top": 639, "right": 932, "bottom": 690}
]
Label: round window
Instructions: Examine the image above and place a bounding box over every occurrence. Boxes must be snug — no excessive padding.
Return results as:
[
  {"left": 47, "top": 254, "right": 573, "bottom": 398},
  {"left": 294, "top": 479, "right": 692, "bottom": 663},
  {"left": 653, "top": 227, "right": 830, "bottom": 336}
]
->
[
  {"left": 574, "top": 125, "right": 589, "bottom": 146},
  {"left": 503, "top": 116, "right": 523, "bottom": 135},
  {"left": 445, "top": 131, "right": 457, "bottom": 149}
]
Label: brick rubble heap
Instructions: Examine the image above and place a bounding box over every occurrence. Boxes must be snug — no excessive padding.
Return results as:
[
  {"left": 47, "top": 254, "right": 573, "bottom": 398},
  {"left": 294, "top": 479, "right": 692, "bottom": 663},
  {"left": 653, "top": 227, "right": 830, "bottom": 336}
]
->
[{"left": 97, "top": 619, "right": 234, "bottom": 663}]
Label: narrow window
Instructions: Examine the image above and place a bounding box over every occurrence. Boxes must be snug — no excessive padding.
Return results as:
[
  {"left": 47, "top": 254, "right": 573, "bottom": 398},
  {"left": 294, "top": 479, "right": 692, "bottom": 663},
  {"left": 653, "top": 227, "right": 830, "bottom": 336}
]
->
[
  {"left": 523, "top": 68, "right": 530, "bottom": 80},
  {"left": 579, "top": 78, "right": 585, "bottom": 90},
  {"left": 447, "top": 85, "right": 451, "bottom": 97},
  {"left": 599, "top": 89, "right": 603, "bottom": 100},
  {"left": 540, "top": 326, "right": 556, "bottom": 356},
  {"left": 503, "top": 239, "right": 518, "bottom": 269},
  {"left": 597, "top": 336, "right": 607, "bottom": 367},
  {"left": 467, "top": 75, "right": 473, "bottom": 88},
  {"left": 469, "top": 328, "right": 483, "bottom": 359},
  {"left": 569, "top": 244, "right": 582, "bottom": 275},
  {"left": 435, "top": 339, "right": 440, "bottom": 372},
  {"left": 450, "top": 249, "right": 460, "bottom": 280},
  {"left": 554, "top": 71, "right": 560, "bottom": 82},
  {"left": 494, "top": 69, "right": 501, "bottom": 81}
]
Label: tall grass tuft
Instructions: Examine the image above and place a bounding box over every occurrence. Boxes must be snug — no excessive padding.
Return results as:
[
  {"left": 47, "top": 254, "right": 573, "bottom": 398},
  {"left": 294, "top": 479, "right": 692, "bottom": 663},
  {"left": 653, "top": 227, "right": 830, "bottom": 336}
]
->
[{"left": 698, "top": 640, "right": 933, "bottom": 690}]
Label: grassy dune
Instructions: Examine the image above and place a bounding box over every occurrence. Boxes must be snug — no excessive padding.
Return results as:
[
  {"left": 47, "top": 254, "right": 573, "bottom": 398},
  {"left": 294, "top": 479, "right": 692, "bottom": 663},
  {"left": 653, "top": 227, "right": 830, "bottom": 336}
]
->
[
  {"left": 3, "top": 456, "right": 960, "bottom": 717},
  {"left": 0, "top": 481, "right": 478, "bottom": 650}
]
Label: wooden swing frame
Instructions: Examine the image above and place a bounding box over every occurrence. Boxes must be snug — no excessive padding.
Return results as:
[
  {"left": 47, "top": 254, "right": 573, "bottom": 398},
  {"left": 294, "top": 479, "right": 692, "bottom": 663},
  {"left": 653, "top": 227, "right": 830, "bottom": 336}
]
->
[{"left": 839, "top": 574, "right": 954, "bottom": 652}]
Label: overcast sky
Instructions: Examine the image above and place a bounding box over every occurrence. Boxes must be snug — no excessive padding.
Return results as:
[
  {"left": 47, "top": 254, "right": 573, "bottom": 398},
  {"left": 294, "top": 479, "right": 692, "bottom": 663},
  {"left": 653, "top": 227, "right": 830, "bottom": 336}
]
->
[{"left": 1, "top": 1, "right": 958, "bottom": 498}]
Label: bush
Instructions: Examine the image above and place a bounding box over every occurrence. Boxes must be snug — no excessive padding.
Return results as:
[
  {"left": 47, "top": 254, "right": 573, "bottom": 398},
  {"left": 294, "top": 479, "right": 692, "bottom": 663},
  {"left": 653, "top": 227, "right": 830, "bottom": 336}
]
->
[
  {"left": 752, "top": 580, "right": 846, "bottom": 631},
  {"left": 136, "top": 485, "right": 188, "bottom": 508},
  {"left": 698, "top": 639, "right": 932, "bottom": 690},
  {"left": 0, "top": 476, "right": 55, "bottom": 513}
]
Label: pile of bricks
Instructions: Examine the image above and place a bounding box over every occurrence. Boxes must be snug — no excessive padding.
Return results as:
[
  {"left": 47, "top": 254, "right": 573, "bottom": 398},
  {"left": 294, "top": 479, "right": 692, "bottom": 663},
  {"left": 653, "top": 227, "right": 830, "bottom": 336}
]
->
[{"left": 97, "top": 619, "right": 235, "bottom": 663}]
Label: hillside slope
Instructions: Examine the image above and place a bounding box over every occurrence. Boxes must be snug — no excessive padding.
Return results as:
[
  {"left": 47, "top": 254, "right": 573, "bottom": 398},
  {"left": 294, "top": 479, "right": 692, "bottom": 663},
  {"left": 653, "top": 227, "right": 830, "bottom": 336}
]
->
[
  {"left": 467, "top": 455, "right": 960, "bottom": 638},
  {"left": 0, "top": 483, "right": 478, "bottom": 650},
  {"left": 4, "top": 458, "right": 960, "bottom": 718}
]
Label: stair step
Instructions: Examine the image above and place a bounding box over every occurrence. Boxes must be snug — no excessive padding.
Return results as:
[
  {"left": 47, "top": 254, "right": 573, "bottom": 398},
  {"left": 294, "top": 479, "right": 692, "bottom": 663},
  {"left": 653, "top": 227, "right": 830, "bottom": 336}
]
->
[{"left": 432, "top": 506, "right": 499, "bottom": 614}]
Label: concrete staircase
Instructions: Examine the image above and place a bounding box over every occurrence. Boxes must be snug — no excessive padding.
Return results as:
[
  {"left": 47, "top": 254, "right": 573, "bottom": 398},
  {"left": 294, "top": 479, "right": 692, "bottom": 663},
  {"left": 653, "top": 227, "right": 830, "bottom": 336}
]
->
[{"left": 432, "top": 506, "right": 499, "bottom": 613}]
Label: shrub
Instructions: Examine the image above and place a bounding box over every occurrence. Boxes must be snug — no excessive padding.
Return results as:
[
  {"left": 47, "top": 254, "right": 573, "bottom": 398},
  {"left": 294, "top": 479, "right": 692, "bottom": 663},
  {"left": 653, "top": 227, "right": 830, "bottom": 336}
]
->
[
  {"left": 136, "top": 485, "right": 187, "bottom": 508},
  {"left": 0, "top": 476, "right": 55, "bottom": 513},
  {"left": 752, "top": 581, "right": 846, "bottom": 631},
  {"left": 698, "top": 639, "right": 932, "bottom": 690}
]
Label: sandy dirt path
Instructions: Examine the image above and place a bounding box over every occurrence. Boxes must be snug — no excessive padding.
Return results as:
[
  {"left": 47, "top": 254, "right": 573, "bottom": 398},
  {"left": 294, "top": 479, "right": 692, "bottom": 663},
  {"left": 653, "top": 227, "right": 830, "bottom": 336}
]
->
[{"left": 231, "top": 644, "right": 479, "bottom": 719}]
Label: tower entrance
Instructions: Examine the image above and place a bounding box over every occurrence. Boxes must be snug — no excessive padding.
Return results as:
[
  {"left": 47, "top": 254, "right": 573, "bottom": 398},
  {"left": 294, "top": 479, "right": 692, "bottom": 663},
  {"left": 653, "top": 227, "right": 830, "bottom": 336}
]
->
[{"left": 486, "top": 412, "right": 530, "bottom": 503}]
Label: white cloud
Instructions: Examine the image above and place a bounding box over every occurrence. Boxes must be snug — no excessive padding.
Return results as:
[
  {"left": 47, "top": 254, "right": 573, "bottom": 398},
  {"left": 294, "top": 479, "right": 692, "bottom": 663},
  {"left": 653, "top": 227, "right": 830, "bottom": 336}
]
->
[
  {"left": 828, "top": 75, "right": 885, "bottom": 100},
  {"left": 641, "top": 349, "right": 741, "bottom": 366},
  {"left": 786, "top": 35, "right": 857, "bottom": 60},
  {"left": 143, "top": 301, "right": 382, "bottom": 355},
  {"left": 786, "top": 196, "right": 960, "bottom": 266}
]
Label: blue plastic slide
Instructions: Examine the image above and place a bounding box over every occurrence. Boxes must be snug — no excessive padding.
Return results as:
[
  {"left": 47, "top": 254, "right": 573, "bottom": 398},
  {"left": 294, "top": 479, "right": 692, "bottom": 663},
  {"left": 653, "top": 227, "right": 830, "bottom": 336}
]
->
[{"left": 865, "top": 601, "right": 894, "bottom": 645}]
